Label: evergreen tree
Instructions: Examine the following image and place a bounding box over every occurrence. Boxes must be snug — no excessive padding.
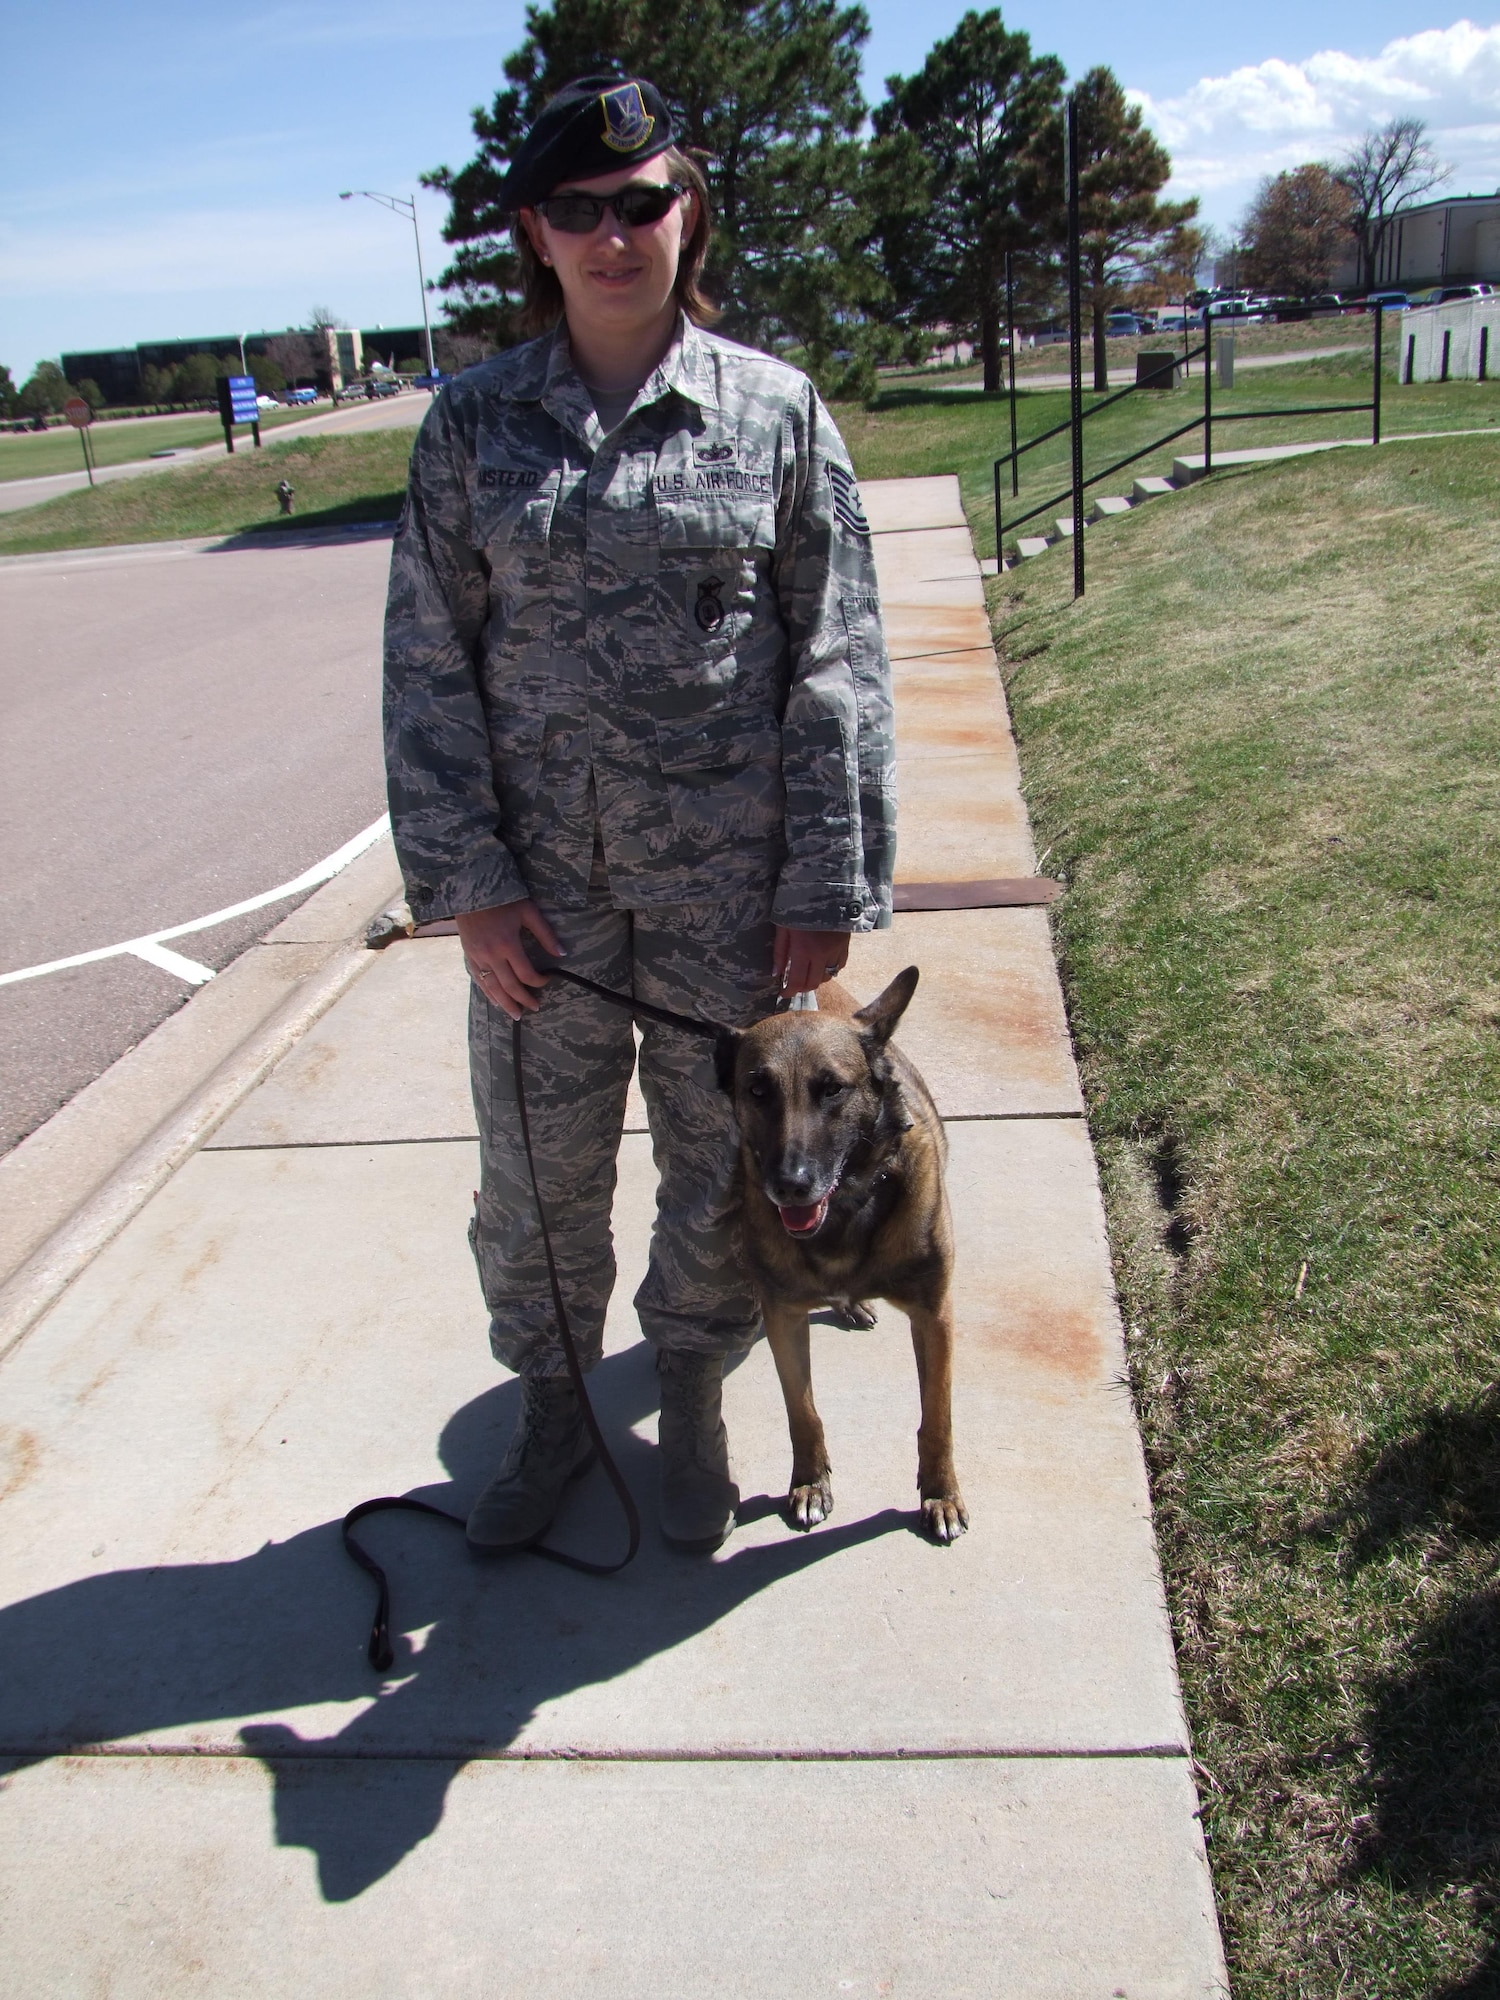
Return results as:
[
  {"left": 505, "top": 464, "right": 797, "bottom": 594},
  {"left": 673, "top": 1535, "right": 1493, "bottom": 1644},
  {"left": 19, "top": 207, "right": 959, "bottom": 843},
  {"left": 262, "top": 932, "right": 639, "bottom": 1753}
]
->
[
  {"left": 0, "top": 364, "right": 18, "bottom": 417},
  {"left": 871, "top": 9, "right": 1064, "bottom": 392},
  {"left": 1071, "top": 68, "right": 1196, "bottom": 390},
  {"left": 425, "top": 0, "right": 892, "bottom": 396}
]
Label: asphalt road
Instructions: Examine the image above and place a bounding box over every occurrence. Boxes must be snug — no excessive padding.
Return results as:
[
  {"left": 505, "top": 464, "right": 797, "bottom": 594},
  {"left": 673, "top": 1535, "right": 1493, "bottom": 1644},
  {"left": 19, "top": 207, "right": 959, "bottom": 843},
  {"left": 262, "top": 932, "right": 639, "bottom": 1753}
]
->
[
  {"left": 0, "top": 532, "right": 392, "bottom": 1153},
  {"left": 0, "top": 392, "right": 428, "bottom": 515}
]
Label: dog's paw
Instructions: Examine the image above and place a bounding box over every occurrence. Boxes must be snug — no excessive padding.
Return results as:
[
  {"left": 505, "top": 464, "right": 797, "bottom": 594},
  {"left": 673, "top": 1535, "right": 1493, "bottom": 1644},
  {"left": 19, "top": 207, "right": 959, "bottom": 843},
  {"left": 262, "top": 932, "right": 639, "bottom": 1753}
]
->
[
  {"left": 831, "top": 1300, "right": 878, "bottom": 1331},
  {"left": 787, "top": 1476, "right": 834, "bottom": 1531},
  {"left": 920, "top": 1493, "right": 969, "bottom": 1544}
]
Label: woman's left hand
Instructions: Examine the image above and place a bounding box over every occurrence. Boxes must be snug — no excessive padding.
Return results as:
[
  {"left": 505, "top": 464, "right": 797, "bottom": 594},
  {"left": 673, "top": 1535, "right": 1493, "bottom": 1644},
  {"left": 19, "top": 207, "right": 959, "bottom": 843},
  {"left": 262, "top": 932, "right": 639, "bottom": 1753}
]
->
[{"left": 774, "top": 926, "right": 850, "bottom": 998}]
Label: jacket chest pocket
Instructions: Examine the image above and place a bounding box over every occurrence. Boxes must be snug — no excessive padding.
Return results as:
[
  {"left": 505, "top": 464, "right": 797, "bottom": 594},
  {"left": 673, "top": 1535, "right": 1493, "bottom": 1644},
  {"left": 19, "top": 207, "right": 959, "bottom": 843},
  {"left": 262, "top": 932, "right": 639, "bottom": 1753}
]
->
[
  {"left": 651, "top": 490, "right": 775, "bottom": 668},
  {"left": 474, "top": 467, "right": 559, "bottom": 654}
]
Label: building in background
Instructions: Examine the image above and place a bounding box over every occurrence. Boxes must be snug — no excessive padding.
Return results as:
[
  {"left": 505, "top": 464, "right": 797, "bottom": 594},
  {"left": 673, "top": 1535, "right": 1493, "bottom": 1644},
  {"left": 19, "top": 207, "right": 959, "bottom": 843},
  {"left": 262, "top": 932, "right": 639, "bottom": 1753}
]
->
[
  {"left": 1331, "top": 193, "right": 1500, "bottom": 294},
  {"left": 60, "top": 327, "right": 432, "bottom": 404}
]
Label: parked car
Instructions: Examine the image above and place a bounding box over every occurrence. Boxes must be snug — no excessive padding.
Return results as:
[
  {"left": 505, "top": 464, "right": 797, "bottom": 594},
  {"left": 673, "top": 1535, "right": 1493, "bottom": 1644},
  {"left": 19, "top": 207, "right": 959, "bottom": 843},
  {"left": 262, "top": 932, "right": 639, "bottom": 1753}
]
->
[
  {"left": 1414, "top": 283, "right": 1495, "bottom": 305},
  {"left": 285, "top": 385, "right": 319, "bottom": 403},
  {"left": 333, "top": 380, "right": 368, "bottom": 404},
  {"left": 255, "top": 394, "right": 280, "bottom": 410},
  {"left": 1361, "top": 290, "right": 1412, "bottom": 312},
  {"left": 1106, "top": 311, "right": 1144, "bottom": 337},
  {"left": 368, "top": 377, "right": 402, "bottom": 397},
  {"left": 1202, "top": 298, "right": 1267, "bottom": 324}
]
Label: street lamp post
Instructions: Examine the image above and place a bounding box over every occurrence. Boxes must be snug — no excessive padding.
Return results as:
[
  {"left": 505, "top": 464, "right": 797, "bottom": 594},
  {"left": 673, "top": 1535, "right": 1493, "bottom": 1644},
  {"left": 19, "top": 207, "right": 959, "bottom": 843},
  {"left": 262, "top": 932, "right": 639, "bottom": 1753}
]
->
[{"left": 339, "top": 189, "right": 438, "bottom": 383}]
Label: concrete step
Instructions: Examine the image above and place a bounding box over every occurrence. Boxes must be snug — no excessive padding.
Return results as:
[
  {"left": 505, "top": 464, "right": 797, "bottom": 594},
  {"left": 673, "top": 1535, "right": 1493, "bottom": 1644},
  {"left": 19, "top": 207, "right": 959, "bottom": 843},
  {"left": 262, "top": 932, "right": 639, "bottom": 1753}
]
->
[
  {"left": 978, "top": 556, "right": 998, "bottom": 576},
  {"left": 1015, "top": 536, "right": 1051, "bottom": 561},
  {"left": 1053, "top": 516, "right": 1076, "bottom": 539},
  {"left": 1087, "top": 495, "right": 1132, "bottom": 521},
  {"left": 1170, "top": 458, "right": 1207, "bottom": 485},
  {"left": 1131, "top": 476, "right": 1175, "bottom": 501}
]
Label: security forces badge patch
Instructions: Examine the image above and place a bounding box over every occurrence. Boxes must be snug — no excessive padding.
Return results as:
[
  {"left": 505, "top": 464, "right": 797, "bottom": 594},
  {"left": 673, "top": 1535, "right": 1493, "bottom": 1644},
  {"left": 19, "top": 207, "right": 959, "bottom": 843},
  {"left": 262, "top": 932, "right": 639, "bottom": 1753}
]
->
[{"left": 600, "top": 81, "right": 656, "bottom": 152}]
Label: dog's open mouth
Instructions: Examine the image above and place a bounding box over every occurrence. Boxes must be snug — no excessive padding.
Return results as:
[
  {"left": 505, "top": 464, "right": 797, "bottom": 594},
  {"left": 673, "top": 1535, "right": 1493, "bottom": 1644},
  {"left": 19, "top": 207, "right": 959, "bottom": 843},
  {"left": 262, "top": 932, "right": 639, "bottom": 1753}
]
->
[{"left": 774, "top": 1179, "right": 839, "bottom": 1237}]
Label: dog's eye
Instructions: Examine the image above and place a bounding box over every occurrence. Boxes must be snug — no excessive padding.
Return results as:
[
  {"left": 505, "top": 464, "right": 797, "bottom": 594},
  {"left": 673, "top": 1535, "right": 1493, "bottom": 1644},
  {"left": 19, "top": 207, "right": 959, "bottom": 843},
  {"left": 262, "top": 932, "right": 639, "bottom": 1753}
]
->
[
  {"left": 746, "top": 1077, "right": 773, "bottom": 1102},
  {"left": 815, "top": 1078, "right": 848, "bottom": 1102}
]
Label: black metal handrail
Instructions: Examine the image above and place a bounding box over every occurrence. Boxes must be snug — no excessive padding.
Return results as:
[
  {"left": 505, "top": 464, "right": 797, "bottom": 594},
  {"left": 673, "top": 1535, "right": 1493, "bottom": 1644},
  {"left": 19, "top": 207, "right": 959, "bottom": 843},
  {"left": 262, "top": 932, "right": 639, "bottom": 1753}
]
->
[{"left": 993, "top": 286, "right": 1387, "bottom": 588}]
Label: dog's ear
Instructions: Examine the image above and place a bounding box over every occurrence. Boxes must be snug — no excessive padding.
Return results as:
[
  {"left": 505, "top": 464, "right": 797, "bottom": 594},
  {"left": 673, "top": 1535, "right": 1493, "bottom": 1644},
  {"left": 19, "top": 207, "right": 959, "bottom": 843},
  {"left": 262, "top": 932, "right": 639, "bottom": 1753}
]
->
[
  {"left": 713, "top": 1027, "right": 741, "bottom": 1094},
  {"left": 853, "top": 966, "right": 918, "bottom": 1047}
]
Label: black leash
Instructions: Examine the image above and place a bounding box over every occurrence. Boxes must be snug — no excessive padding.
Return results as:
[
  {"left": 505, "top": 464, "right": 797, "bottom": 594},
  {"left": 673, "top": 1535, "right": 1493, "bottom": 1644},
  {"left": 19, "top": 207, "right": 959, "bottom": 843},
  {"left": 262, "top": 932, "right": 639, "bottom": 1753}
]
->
[{"left": 341, "top": 965, "right": 725, "bottom": 1673}]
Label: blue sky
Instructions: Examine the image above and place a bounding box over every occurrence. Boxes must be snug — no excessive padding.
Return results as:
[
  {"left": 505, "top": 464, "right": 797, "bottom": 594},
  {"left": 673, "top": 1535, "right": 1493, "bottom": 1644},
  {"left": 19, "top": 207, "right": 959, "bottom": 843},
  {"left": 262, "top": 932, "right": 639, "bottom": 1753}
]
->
[{"left": 4, "top": 2, "right": 1499, "bottom": 378}]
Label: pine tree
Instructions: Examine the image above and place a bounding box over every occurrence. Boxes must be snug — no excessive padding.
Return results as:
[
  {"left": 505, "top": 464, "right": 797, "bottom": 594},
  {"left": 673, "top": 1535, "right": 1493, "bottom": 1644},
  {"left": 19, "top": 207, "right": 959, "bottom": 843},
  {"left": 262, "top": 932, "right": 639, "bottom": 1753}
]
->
[
  {"left": 426, "top": 0, "right": 892, "bottom": 396},
  {"left": 871, "top": 9, "right": 1064, "bottom": 392},
  {"left": 1071, "top": 68, "right": 1196, "bottom": 391}
]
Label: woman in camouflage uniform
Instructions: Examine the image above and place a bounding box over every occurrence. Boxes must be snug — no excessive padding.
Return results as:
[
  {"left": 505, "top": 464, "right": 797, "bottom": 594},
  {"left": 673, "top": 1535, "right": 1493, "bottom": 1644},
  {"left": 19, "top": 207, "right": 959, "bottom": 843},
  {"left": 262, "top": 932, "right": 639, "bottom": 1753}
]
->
[{"left": 382, "top": 75, "right": 894, "bottom": 1555}]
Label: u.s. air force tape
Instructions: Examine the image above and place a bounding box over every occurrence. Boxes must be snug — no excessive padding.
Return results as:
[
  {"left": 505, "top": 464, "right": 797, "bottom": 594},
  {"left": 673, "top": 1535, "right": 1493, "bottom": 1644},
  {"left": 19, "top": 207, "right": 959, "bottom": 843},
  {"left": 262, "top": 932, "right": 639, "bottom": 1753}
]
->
[{"left": 827, "top": 462, "right": 870, "bottom": 537}]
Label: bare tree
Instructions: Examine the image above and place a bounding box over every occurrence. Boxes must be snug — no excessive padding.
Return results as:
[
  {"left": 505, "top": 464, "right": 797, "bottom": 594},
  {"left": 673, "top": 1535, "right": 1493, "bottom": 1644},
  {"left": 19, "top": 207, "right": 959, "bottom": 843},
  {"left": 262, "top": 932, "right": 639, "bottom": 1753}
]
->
[{"left": 1336, "top": 117, "right": 1449, "bottom": 291}]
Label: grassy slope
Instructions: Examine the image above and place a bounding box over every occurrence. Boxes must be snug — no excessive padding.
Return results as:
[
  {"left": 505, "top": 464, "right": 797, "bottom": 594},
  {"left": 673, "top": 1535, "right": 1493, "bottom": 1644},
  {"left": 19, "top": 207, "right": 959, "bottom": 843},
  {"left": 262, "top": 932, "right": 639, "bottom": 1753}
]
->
[
  {"left": 0, "top": 406, "right": 311, "bottom": 481},
  {"left": 846, "top": 355, "right": 1500, "bottom": 560},
  {"left": 0, "top": 429, "right": 414, "bottom": 554},
  {"left": 982, "top": 436, "right": 1500, "bottom": 1996}
]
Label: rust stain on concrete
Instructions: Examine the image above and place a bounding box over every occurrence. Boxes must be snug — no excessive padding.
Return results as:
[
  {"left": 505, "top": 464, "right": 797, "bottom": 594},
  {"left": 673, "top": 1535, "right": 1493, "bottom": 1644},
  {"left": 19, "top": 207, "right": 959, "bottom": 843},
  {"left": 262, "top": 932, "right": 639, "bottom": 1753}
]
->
[
  {"left": 0, "top": 1426, "right": 41, "bottom": 1506},
  {"left": 976, "top": 1301, "right": 1106, "bottom": 1383}
]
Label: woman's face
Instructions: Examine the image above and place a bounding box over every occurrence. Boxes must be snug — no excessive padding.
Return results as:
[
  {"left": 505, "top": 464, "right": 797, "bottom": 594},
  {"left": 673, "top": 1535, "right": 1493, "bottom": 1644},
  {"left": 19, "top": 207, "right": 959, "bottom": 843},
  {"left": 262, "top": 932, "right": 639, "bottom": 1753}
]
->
[{"left": 521, "top": 154, "right": 694, "bottom": 349}]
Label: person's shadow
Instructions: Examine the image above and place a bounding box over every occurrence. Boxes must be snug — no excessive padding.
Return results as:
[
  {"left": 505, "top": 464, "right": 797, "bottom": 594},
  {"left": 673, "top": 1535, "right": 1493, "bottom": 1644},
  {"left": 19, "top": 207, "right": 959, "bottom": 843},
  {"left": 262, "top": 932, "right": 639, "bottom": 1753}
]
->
[{"left": 0, "top": 1340, "right": 907, "bottom": 1903}]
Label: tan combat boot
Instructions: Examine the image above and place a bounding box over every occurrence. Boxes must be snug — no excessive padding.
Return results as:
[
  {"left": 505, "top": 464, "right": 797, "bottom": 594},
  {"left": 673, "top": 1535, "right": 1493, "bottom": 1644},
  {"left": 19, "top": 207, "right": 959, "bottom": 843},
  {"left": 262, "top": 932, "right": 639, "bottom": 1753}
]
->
[
  {"left": 657, "top": 1350, "right": 739, "bottom": 1553},
  {"left": 466, "top": 1377, "right": 594, "bottom": 1551}
]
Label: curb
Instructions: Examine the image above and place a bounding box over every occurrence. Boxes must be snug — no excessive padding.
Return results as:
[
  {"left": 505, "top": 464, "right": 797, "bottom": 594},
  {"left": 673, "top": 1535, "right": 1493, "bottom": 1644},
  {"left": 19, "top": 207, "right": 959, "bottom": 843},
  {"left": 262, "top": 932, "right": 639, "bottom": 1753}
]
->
[{"left": 0, "top": 839, "right": 403, "bottom": 1361}]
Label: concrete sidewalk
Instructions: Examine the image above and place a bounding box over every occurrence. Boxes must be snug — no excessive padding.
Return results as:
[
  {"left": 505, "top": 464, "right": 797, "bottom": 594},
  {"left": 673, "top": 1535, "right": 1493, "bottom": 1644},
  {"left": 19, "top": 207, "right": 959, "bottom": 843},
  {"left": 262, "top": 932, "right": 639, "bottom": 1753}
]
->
[{"left": 0, "top": 476, "right": 1226, "bottom": 1996}]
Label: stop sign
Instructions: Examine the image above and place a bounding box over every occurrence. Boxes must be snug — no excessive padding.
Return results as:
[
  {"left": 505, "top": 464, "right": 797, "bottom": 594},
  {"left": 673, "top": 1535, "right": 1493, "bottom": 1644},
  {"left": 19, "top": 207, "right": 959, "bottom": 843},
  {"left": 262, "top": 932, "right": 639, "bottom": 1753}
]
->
[{"left": 63, "top": 397, "right": 93, "bottom": 429}]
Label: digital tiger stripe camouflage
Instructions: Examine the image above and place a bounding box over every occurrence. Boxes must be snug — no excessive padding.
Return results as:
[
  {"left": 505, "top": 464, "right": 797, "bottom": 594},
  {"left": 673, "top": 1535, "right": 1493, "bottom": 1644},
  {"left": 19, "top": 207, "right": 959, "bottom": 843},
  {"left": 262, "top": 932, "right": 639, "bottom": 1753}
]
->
[{"left": 382, "top": 315, "right": 895, "bottom": 933}]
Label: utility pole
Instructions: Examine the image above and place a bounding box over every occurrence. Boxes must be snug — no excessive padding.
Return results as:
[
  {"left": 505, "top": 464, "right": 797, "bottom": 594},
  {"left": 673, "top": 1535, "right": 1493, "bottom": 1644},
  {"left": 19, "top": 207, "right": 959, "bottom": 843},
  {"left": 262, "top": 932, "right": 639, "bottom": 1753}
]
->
[{"left": 340, "top": 190, "right": 438, "bottom": 382}]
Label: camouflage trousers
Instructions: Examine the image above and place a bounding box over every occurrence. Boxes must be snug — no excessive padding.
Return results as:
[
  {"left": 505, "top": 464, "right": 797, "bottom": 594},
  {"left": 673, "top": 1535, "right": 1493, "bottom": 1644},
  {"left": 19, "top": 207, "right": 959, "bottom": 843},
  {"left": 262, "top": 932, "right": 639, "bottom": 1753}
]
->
[{"left": 468, "top": 852, "right": 780, "bottom": 1379}]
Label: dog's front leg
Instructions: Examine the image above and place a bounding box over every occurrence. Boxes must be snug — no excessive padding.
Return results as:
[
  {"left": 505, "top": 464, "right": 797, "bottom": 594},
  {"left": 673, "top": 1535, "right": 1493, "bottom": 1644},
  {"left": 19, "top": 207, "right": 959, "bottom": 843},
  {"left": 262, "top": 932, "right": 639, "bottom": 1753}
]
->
[
  {"left": 764, "top": 1303, "right": 833, "bottom": 1529},
  {"left": 907, "top": 1298, "right": 968, "bottom": 1544}
]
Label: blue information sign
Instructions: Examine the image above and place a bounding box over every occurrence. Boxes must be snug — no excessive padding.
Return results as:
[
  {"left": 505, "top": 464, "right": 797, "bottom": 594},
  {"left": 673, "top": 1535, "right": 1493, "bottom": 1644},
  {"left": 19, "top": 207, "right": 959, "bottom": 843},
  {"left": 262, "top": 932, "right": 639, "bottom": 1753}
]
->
[{"left": 226, "top": 374, "right": 259, "bottom": 423}]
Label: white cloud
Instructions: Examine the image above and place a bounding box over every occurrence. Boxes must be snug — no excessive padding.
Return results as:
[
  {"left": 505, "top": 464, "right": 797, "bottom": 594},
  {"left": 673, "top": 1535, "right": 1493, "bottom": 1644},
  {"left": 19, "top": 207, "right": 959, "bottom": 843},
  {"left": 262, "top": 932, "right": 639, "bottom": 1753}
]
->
[{"left": 1132, "top": 18, "right": 1500, "bottom": 217}]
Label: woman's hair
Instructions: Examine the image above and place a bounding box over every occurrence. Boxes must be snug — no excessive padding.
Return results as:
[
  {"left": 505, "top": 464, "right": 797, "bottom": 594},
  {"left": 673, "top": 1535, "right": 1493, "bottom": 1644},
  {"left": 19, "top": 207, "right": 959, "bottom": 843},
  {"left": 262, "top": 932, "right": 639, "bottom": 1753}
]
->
[{"left": 512, "top": 145, "right": 720, "bottom": 339}]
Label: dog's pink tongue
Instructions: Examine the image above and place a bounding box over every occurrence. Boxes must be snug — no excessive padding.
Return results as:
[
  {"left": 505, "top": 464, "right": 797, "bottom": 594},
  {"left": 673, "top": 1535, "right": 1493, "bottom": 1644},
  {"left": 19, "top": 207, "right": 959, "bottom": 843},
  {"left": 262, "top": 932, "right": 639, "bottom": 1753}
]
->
[{"left": 777, "top": 1195, "right": 829, "bottom": 1235}]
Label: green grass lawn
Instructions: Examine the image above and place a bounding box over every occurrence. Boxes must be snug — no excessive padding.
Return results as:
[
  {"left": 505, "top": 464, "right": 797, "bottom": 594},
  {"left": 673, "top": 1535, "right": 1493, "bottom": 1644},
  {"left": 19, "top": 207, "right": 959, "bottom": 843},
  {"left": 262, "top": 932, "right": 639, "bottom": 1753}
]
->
[
  {"left": 0, "top": 406, "right": 313, "bottom": 482},
  {"left": 845, "top": 351, "right": 1500, "bottom": 562},
  {"left": 984, "top": 433, "right": 1500, "bottom": 1996},
  {"left": 883, "top": 314, "right": 1376, "bottom": 389},
  {"left": 0, "top": 429, "right": 414, "bottom": 554}
]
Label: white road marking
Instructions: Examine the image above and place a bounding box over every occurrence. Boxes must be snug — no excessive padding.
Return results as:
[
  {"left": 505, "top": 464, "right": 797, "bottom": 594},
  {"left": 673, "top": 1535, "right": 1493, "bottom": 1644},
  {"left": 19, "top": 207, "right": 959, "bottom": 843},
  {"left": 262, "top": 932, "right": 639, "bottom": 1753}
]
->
[
  {"left": 0, "top": 815, "right": 391, "bottom": 989},
  {"left": 128, "top": 940, "right": 217, "bottom": 984}
]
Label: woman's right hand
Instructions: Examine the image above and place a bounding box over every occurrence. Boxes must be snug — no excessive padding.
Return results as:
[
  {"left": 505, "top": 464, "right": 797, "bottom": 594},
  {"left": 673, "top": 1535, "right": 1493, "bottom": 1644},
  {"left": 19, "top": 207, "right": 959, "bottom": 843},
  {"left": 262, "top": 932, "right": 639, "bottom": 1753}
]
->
[{"left": 456, "top": 899, "right": 565, "bottom": 1020}]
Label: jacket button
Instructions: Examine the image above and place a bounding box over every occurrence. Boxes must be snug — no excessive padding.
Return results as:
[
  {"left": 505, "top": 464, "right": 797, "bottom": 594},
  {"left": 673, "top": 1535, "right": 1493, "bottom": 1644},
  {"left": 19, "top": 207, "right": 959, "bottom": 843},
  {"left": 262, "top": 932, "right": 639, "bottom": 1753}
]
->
[{"left": 845, "top": 899, "right": 863, "bottom": 918}]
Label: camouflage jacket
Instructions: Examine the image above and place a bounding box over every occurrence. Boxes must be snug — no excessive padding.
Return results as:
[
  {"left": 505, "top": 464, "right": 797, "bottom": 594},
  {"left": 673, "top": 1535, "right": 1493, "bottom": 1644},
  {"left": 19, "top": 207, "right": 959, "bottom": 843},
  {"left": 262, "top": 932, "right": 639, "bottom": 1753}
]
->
[{"left": 382, "top": 316, "right": 895, "bottom": 931}]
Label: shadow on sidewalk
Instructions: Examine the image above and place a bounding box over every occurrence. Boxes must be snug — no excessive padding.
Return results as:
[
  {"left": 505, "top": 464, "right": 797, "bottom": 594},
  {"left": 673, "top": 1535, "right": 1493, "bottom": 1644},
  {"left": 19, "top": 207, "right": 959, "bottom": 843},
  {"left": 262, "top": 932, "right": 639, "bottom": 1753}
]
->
[{"left": 0, "top": 1339, "right": 909, "bottom": 1902}]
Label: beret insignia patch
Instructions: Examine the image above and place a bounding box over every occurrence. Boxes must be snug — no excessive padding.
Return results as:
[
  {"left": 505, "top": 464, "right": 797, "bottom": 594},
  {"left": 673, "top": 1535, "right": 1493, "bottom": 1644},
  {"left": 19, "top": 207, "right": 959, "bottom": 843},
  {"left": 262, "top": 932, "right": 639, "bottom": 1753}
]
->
[
  {"left": 600, "top": 81, "right": 655, "bottom": 152},
  {"left": 827, "top": 462, "right": 870, "bottom": 537}
]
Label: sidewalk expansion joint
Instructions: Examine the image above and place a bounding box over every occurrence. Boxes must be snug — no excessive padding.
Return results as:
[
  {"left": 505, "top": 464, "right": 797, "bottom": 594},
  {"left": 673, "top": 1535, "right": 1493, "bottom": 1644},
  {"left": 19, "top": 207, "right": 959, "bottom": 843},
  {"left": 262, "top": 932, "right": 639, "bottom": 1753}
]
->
[{"left": 0, "top": 1742, "right": 1192, "bottom": 1764}]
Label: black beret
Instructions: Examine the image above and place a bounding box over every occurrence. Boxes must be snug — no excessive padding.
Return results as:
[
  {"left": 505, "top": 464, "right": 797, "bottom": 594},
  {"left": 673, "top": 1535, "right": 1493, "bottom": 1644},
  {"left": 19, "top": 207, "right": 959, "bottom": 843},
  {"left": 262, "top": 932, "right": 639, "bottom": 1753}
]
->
[{"left": 498, "top": 75, "right": 676, "bottom": 212}]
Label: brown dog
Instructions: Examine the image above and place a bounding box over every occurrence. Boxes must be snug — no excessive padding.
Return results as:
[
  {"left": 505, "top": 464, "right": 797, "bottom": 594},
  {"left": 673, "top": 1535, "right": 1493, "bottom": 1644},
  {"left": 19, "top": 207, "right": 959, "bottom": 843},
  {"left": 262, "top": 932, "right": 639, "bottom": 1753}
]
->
[{"left": 716, "top": 967, "right": 967, "bottom": 1543}]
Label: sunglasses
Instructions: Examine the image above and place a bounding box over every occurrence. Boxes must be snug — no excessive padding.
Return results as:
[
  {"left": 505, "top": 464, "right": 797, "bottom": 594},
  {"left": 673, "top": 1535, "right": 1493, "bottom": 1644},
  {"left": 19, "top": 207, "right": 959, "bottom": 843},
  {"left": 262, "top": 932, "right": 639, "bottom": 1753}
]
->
[{"left": 533, "top": 182, "right": 687, "bottom": 234}]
